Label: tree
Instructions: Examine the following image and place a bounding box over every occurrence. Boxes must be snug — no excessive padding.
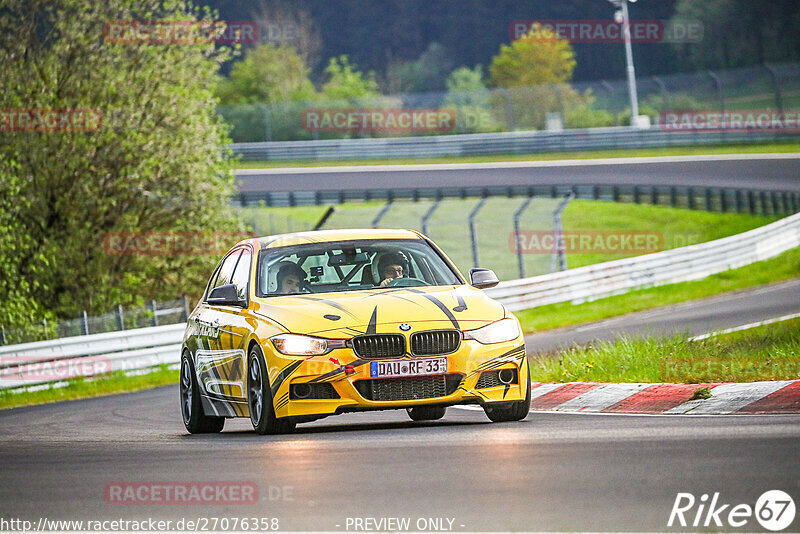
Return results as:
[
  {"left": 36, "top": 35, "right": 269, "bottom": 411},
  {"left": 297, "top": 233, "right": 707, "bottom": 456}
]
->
[
  {"left": 216, "top": 43, "right": 316, "bottom": 104},
  {"left": 671, "top": 0, "right": 800, "bottom": 70},
  {"left": 321, "top": 56, "right": 379, "bottom": 100},
  {"left": 252, "top": 0, "right": 323, "bottom": 69},
  {"left": 385, "top": 42, "right": 454, "bottom": 93},
  {"left": 489, "top": 24, "right": 577, "bottom": 87},
  {"left": 0, "top": 160, "right": 50, "bottom": 333},
  {"left": 0, "top": 0, "right": 240, "bottom": 320},
  {"left": 443, "top": 66, "right": 502, "bottom": 133},
  {"left": 445, "top": 66, "right": 489, "bottom": 105}
]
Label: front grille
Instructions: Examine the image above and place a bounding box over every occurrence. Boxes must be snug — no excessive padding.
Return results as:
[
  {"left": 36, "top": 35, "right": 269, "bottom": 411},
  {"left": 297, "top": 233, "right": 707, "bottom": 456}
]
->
[
  {"left": 475, "top": 369, "right": 518, "bottom": 389},
  {"left": 410, "top": 329, "right": 461, "bottom": 356},
  {"left": 290, "top": 382, "right": 340, "bottom": 400},
  {"left": 354, "top": 374, "right": 462, "bottom": 401},
  {"left": 351, "top": 334, "right": 405, "bottom": 359}
]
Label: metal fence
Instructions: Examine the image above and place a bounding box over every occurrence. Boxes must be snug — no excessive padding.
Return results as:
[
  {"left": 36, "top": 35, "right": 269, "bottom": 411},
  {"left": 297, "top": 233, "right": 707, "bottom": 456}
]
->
[
  {"left": 319, "top": 196, "right": 566, "bottom": 281},
  {"left": 236, "top": 182, "right": 800, "bottom": 217},
  {"left": 316, "top": 191, "right": 799, "bottom": 282},
  {"left": 220, "top": 62, "right": 800, "bottom": 147},
  {"left": 0, "top": 297, "right": 192, "bottom": 346},
  {"left": 0, "top": 324, "right": 185, "bottom": 391}
]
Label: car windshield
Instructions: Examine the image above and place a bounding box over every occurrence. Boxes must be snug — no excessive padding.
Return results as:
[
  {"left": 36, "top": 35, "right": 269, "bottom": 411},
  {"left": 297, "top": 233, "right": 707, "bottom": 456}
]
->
[{"left": 257, "top": 239, "right": 461, "bottom": 296}]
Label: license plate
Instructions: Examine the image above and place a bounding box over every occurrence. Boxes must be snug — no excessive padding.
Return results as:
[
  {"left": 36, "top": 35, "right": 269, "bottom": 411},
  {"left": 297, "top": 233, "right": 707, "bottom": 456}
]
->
[{"left": 370, "top": 357, "right": 447, "bottom": 378}]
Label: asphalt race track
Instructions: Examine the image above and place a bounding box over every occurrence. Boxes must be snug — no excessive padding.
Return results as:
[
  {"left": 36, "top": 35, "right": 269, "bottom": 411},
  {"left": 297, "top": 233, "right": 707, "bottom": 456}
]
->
[
  {"left": 235, "top": 154, "right": 800, "bottom": 195},
  {"left": 2, "top": 280, "right": 800, "bottom": 532},
  {"left": 1, "top": 389, "right": 799, "bottom": 532}
]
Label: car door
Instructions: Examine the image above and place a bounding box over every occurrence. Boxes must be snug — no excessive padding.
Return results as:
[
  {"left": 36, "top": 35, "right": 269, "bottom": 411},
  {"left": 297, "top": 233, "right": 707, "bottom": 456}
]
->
[
  {"left": 194, "top": 248, "right": 242, "bottom": 405},
  {"left": 212, "top": 245, "right": 253, "bottom": 407}
]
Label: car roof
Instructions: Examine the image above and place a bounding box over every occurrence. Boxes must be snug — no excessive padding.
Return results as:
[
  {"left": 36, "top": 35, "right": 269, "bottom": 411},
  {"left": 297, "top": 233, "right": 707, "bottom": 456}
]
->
[{"left": 235, "top": 228, "right": 425, "bottom": 251}]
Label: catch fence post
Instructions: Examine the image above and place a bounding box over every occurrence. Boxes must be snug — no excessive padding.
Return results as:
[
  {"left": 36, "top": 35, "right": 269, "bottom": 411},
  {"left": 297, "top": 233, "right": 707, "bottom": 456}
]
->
[
  {"left": 151, "top": 301, "right": 158, "bottom": 327},
  {"left": 763, "top": 64, "right": 785, "bottom": 114},
  {"left": 183, "top": 296, "right": 191, "bottom": 322},
  {"left": 513, "top": 196, "right": 534, "bottom": 279},
  {"left": 372, "top": 201, "right": 393, "bottom": 229},
  {"left": 551, "top": 191, "right": 575, "bottom": 273},
  {"left": 421, "top": 199, "right": 441, "bottom": 237},
  {"left": 468, "top": 198, "right": 488, "bottom": 268}
]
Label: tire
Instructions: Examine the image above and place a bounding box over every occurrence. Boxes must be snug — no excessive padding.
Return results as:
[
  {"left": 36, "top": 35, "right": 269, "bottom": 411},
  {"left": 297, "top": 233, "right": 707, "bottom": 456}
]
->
[
  {"left": 180, "top": 353, "right": 225, "bottom": 434},
  {"left": 407, "top": 405, "right": 447, "bottom": 421},
  {"left": 248, "top": 347, "right": 296, "bottom": 435},
  {"left": 484, "top": 372, "right": 531, "bottom": 423}
]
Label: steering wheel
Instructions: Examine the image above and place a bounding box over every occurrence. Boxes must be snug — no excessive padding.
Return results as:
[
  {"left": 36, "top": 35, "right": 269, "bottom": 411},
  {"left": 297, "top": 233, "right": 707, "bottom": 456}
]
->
[
  {"left": 386, "top": 277, "right": 428, "bottom": 288},
  {"left": 298, "top": 281, "right": 313, "bottom": 294}
]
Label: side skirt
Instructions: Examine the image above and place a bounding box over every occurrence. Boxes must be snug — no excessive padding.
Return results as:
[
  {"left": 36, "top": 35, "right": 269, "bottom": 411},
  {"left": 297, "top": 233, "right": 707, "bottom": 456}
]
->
[{"left": 200, "top": 395, "right": 248, "bottom": 418}]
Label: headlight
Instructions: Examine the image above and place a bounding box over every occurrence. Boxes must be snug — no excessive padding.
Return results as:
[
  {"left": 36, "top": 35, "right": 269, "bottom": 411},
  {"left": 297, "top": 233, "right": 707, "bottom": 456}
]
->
[
  {"left": 270, "top": 334, "right": 345, "bottom": 356},
  {"left": 462, "top": 318, "right": 521, "bottom": 344}
]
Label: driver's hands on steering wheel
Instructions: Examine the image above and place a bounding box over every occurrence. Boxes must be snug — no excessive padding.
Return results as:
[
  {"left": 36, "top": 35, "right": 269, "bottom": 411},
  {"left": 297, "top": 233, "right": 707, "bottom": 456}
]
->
[{"left": 384, "top": 277, "right": 428, "bottom": 287}]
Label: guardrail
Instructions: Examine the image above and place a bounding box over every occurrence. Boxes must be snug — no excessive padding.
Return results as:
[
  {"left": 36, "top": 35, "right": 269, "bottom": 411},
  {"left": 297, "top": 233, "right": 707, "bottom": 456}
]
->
[
  {"left": 231, "top": 127, "right": 799, "bottom": 161},
  {"left": 0, "top": 324, "right": 185, "bottom": 390},
  {"left": 485, "top": 211, "right": 800, "bottom": 311},
  {"left": 237, "top": 182, "right": 800, "bottom": 215},
  {"left": 0, "top": 297, "right": 191, "bottom": 346},
  {"left": 2, "top": 212, "right": 799, "bottom": 391}
]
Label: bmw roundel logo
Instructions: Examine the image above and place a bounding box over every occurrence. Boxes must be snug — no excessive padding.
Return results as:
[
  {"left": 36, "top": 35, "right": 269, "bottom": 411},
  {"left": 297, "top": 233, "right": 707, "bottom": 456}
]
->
[{"left": 398, "top": 323, "right": 412, "bottom": 332}]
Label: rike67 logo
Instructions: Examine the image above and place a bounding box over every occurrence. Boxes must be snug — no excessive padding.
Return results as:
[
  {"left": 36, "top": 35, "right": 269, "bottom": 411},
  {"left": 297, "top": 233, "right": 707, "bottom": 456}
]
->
[{"left": 669, "top": 490, "right": 796, "bottom": 531}]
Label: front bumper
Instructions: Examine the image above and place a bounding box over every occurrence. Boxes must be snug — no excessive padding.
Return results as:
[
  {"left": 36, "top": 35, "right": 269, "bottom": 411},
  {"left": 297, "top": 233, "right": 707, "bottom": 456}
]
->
[{"left": 267, "top": 336, "right": 528, "bottom": 419}]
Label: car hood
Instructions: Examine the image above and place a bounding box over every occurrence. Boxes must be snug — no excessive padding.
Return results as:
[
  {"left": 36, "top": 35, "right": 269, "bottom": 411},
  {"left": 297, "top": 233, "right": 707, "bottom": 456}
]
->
[{"left": 251, "top": 285, "right": 506, "bottom": 336}]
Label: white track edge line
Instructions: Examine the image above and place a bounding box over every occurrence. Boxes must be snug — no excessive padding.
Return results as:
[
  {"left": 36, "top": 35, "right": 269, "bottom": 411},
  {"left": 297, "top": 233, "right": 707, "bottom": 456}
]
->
[{"left": 689, "top": 312, "right": 800, "bottom": 341}]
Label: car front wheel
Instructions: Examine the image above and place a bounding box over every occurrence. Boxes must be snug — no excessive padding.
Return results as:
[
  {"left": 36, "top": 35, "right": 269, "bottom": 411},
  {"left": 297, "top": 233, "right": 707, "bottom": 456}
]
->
[
  {"left": 484, "top": 372, "right": 531, "bottom": 423},
  {"left": 248, "top": 347, "right": 296, "bottom": 435}
]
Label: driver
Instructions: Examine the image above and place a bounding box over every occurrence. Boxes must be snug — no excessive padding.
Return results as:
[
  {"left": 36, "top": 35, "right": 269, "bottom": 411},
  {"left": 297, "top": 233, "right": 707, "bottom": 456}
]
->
[
  {"left": 377, "top": 251, "right": 408, "bottom": 287},
  {"left": 275, "top": 262, "right": 307, "bottom": 294}
]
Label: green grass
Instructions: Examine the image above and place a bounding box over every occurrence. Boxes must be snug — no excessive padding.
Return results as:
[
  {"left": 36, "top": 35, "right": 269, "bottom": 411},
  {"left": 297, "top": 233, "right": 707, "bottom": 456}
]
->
[
  {"left": 233, "top": 142, "right": 800, "bottom": 169},
  {"left": 517, "top": 246, "right": 800, "bottom": 334},
  {"left": 561, "top": 200, "right": 777, "bottom": 268},
  {"left": 529, "top": 317, "right": 800, "bottom": 383},
  {"left": 0, "top": 365, "right": 178, "bottom": 411}
]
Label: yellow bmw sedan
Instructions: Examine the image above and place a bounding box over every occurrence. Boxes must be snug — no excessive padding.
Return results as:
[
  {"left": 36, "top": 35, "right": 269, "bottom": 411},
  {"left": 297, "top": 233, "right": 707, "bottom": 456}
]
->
[{"left": 180, "top": 229, "right": 530, "bottom": 434}]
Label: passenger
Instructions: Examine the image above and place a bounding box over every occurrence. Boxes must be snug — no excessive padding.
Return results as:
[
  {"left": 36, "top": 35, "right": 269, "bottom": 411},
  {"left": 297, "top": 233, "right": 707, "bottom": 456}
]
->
[{"left": 275, "top": 263, "right": 307, "bottom": 294}]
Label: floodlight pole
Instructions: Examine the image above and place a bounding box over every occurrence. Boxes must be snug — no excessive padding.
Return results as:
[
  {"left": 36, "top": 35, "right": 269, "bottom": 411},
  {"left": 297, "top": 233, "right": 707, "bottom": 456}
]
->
[{"left": 609, "top": 0, "right": 640, "bottom": 123}]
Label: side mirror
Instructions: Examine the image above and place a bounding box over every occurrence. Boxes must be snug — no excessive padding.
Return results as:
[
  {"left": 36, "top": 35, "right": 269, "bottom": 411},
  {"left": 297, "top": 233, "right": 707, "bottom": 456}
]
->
[
  {"left": 207, "top": 284, "right": 246, "bottom": 307},
  {"left": 469, "top": 268, "right": 499, "bottom": 289}
]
